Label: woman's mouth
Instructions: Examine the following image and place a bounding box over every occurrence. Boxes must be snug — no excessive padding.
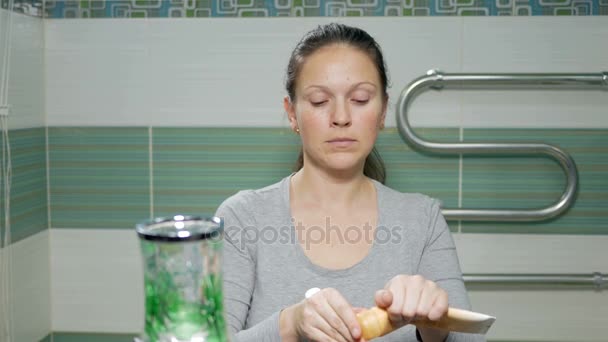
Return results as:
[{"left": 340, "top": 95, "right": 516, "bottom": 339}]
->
[{"left": 327, "top": 138, "right": 357, "bottom": 147}]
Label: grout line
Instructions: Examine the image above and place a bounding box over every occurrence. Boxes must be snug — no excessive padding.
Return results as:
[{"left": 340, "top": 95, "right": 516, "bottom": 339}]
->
[
  {"left": 458, "top": 127, "right": 463, "bottom": 234},
  {"left": 45, "top": 126, "right": 51, "bottom": 229},
  {"left": 42, "top": 9, "right": 53, "bottom": 337},
  {"left": 45, "top": 127, "right": 54, "bottom": 337},
  {"left": 149, "top": 126, "right": 153, "bottom": 220},
  {"left": 458, "top": 16, "right": 464, "bottom": 234}
]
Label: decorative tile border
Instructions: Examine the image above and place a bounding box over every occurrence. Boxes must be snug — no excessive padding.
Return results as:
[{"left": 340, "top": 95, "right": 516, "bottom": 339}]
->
[
  {"left": 0, "top": 0, "right": 597, "bottom": 18},
  {"left": 0, "top": 0, "right": 43, "bottom": 16}
]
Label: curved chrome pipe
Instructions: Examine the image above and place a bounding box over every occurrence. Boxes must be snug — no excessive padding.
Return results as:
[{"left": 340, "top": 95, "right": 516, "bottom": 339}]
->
[
  {"left": 463, "top": 272, "right": 606, "bottom": 291},
  {"left": 396, "top": 70, "right": 608, "bottom": 222}
]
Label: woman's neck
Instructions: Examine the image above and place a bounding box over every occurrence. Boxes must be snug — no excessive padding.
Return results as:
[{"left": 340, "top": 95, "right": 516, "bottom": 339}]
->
[{"left": 290, "top": 166, "right": 372, "bottom": 210}]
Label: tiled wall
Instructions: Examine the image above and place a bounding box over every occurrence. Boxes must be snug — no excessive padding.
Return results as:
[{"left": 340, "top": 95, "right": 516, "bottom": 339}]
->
[
  {"left": 41, "top": 16, "right": 608, "bottom": 341},
  {"left": 1, "top": 10, "right": 606, "bottom": 342},
  {"left": 46, "top": 127, "right": 608, "bottom": 235}
]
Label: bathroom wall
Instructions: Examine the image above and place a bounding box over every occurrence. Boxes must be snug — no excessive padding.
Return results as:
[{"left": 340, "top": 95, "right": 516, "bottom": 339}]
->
[
  {"left": 0, "top": 6, "right": 48, "bottom": 342},
  {"left": 0, "top": 1, "right": 602, "bottom": 341},
  {"left": 43, "top": 14, "right": 608, "bottom": 341}
]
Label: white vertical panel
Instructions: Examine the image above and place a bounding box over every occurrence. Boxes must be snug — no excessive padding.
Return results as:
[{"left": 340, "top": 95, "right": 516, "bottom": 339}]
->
[
  {"left": 7, "top": 230, "right": 51, "bottom": 342},
  {"left": 0, "top": 9, "right": 45, "bottom": 130},
  {"left": 50, "top": 228, "right": 144, "bottom": 333}
]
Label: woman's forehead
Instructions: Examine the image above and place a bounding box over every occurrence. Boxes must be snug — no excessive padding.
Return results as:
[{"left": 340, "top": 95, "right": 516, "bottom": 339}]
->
[{"left": 296, "top": 45, "right": 381, "bottom": 91}]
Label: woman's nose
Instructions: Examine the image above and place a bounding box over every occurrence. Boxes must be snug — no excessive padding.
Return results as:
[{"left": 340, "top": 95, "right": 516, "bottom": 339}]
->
[{"left": 331, "top": 102, "right": 352, "bottom": 127}]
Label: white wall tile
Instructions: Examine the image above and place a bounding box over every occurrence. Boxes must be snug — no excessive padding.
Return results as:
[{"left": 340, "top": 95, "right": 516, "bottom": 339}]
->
[
  {"left": 45, "top": 17, "right": 463, "bottom": 127},
  {"left": 0, "top": 10, "right": 45, "bottom": 129},
  {"left": 50, "top": 228, "right": 608, "bottom": 340},
  {"left": 471, "top": 291, "right": 608, "bottom": 341},
  {"left": 4, "top": 230, "right": 51, "bottom": 342},
  {"left": 45, "top": 17, "right": 608, "bottom": 129},
  {"left": 461, "top": 17, "right": 608, "bottom": 128},
  {"left": 50, "top": 228, "right": 144, "bottom": 333},
  {"left": 454, "top": 233, "right": 608, "bottom": 274},
  {"left": 458, "top": 233, "right": 608, "bottom": 341}
]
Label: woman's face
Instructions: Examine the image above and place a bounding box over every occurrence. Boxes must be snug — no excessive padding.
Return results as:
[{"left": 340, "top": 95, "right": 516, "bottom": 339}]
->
[{"left": 285, "top": 43, "right": 387, "bottom": 176}]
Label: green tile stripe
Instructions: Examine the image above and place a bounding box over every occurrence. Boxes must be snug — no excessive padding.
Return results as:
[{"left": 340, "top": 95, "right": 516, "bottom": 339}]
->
[
  {"left": 48, "top": 127, "right": 608, "bottom": 235},
  {"left": 50, "top": 332, "right": 136, "bottom": 342},
  {"left": 153, "top": 127, "right": 459, "bottom": 220},
  {"left": 49, "top": 127, "right": 150, "bottom": 228},
  {"left": 462, "top": 129, "right": 608, "bottom": 234},
  {"left": 153, "top": 127, "right": 301, "bottom": 217},
  {"left": 379, "top": 128, "right": 460, "bottom": 208},
  {"left": 0, "top": 128, "right": 48, "bottom": 244}
]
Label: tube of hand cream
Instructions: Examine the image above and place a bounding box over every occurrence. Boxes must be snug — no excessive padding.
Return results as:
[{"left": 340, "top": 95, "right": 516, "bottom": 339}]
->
[{"left": 356, "top": 307, "right": 496, "bottom": 340}]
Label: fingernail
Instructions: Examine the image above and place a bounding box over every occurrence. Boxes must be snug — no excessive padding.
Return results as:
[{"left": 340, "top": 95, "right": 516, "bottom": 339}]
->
[{"left": 353, "top": 327, "right": 360, "bottom": 337}]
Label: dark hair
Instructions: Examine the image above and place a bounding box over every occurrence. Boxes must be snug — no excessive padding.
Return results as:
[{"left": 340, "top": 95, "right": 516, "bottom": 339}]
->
[{"left": 286, "top": 23, "right": 388, "bottom": 184}]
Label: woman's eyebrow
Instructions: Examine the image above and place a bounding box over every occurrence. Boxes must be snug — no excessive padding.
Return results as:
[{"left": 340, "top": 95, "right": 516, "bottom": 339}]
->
[{"left": 303, "top": 82, "right": 378, "bottom": 93}]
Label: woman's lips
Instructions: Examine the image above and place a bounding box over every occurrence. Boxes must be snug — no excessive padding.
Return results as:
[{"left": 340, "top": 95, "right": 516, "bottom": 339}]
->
[{"left": 327, "top": 138, "right": 356, "bottom": 147}]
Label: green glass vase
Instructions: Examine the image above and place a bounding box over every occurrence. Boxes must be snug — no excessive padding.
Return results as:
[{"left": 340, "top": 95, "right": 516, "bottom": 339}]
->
[{"left": 135, "top": 215, "right": 228, "bottom": 342}]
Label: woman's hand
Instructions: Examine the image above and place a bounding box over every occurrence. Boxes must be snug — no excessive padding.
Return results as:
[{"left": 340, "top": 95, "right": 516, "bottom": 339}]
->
[
  {"left": 375, "top": 274, "right": 449, "bottom": 341},
  {"left": 280, "top": 287, "right": 364, "bottom": 342}
]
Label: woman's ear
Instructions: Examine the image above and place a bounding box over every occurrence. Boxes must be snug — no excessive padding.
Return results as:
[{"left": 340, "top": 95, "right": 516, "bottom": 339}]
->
[
  {"left": 284, "top": 96, "right": 299, "bottom": 133},
  {"left": 379, "top": 96, "right": 388, "bottom": 129}
]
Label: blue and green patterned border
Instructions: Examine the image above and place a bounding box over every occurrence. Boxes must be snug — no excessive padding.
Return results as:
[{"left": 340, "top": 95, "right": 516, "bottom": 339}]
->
[{"left": 2, "top": 0, "right": 607, "bottom": 18}]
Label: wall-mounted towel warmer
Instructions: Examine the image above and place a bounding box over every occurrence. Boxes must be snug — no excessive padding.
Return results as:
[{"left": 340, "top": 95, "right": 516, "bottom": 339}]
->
[{"left": 397, "top": 70, "right": 608, "bottom": 222}]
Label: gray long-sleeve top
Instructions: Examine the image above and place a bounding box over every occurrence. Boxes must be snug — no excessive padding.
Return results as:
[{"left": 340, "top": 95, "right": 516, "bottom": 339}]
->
[{"left": 215, "top": 176, "right": 485, "bottom": 342}]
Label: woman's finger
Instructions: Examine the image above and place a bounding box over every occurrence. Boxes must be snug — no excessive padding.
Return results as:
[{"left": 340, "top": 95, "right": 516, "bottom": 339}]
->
[
  {"left": 303, "top": 301, "right": 349, "bottom": 342},
  {"left": 327, "top": 292, "right": 362, "bottom": 340},
  {"left": 374, "top": 289, "right": 392, "bottom": 309},
  {"left": 415, "top": 282, "right": 437, "bottom": 319},
  {"left": 306, "top": 325, "right": 345, "bottom": 342},
  {"left": 385, "top": 287, "right": 405, "bottom": 324},
  {"left": 401, "top": 279, "right": 423, "bottom": 322},
  {"left": 308, "top": 289, "right": 354, "bottom": 341},
  {"left": 428, "top": 290, "right": 448, "bottom": 321}
]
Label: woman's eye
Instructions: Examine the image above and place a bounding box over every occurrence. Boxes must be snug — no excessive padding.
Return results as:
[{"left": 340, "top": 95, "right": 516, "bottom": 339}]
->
[
  {"left": 311, "top": 100, "right": 327, "bottom": 107},
  {"left": 352, "top": 99, "right": 369, "bottom": 104}
]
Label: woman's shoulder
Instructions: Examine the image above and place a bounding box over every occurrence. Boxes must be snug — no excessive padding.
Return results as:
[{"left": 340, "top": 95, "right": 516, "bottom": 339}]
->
[
  {"left": 374, "top": 180, "right": 441, "bottom": 208},
  {"left": 373, "top": 180, "right": 443, "bottom": 221},
  {"left": 215, "top": 176, "right": 287, "bottom": 215}
]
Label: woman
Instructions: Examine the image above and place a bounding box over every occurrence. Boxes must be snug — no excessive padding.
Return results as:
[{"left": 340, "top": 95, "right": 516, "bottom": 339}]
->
[{"left": 215, "top": 23, "right": 484, "bottom": 342}]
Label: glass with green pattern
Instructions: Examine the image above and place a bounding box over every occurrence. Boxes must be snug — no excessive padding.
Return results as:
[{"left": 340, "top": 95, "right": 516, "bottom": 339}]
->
[{"left": 135, "top": 215, "right": 227, "bottom": 342}]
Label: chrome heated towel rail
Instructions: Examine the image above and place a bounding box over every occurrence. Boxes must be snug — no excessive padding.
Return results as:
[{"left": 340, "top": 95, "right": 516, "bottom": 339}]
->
[{"left": 396, "top": 70, "right": 608, "bottom": 222}]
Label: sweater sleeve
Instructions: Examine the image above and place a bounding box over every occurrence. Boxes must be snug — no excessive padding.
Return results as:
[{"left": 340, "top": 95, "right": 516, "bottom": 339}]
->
[
  {"left": 215, "top": 193, "right": 283, "bottom": 342},
  {"left": 417, "top": 199, "right": 486, "bottom": 342}
]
